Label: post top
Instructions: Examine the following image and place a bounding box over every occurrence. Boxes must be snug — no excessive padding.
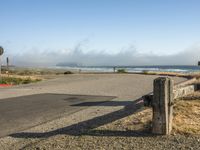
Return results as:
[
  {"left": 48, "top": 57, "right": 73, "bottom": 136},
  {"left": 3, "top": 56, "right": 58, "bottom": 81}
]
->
[{"left": 154, "top": 77, "right": 171, "bottom": 80}]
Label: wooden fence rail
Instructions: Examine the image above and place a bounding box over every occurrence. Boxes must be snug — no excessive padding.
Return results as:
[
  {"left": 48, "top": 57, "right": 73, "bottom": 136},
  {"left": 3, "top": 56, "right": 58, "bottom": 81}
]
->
[{"left": 143, "top": 77, "right": 200, "bottom": 135}]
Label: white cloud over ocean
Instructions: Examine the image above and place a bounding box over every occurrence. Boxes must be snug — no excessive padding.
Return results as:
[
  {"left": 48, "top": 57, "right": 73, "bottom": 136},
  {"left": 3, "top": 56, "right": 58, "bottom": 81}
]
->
[{"left": 5, "top": 43, "right": 200, "bottom": 67}]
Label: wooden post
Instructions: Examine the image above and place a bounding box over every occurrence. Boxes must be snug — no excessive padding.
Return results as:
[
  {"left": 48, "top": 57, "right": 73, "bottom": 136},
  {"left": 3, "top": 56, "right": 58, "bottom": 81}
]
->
[{"left": 152, "top": 77, "right": 174, "bottom": 135}]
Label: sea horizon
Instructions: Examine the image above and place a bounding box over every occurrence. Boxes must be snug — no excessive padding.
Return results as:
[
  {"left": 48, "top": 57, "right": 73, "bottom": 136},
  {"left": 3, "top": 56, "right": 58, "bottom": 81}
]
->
[{"left": 53, "top": 65, "right": 200, "bottom": 73}]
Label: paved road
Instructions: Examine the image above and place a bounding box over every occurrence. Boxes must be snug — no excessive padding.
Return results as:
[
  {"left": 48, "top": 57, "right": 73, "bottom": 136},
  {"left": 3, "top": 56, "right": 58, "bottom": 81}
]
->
[
  {"left": 0, "top": 94, "right": 115, "bottom": 137},
  {"left": 0, "top": 74, "right": 185, "bottom": 137}
]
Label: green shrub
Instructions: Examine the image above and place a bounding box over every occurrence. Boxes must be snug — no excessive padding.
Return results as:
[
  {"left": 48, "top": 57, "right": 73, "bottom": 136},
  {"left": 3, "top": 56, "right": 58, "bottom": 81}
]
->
[
  {"left": 142, "top": 70, "right": 149, "bottom": 74},
  {"left": 117, "top": 69, "right": 127, "bottom": 73},
  {"left": 21, "top": 78, "right": 32, "bottom": 84},
  {"left": 64, "top": 71, "right": 73, "bottom": 74}
]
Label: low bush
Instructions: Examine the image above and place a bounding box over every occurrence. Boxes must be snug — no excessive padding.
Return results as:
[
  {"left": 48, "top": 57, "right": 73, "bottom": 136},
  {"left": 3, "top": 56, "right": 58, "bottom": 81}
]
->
[
  {"left": 64, "top": 71, "right": 73, "bottom": 74},
  {"left": 117, "top": 69, "right": 127, "bottom": 73},
  {"left": 142, "top": 70, "right": 149, "bottom": 74}
]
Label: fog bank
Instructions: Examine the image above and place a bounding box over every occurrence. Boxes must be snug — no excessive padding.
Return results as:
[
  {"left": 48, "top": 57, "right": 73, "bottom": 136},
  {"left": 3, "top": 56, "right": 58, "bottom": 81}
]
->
[{"left": 5, "top": 44, "right": 200, "bottom": 67}]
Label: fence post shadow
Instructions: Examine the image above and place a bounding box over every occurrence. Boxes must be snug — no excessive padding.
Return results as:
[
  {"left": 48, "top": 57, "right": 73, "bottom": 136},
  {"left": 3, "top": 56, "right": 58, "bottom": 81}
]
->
[{"left": 10, "top": 98, "right": 155, "bottom": 139}]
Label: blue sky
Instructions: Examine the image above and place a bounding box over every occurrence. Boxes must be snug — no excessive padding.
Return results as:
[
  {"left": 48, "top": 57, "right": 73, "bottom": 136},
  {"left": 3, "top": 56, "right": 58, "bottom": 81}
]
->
[{"left": 1, "top": 0, "right": 200, "bottom": 66}]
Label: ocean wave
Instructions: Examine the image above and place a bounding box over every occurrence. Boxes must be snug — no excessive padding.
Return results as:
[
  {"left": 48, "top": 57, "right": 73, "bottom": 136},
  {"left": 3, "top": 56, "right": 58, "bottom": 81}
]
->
[{"left": 55, "top": 66, "right": 200, "bottom": 73}]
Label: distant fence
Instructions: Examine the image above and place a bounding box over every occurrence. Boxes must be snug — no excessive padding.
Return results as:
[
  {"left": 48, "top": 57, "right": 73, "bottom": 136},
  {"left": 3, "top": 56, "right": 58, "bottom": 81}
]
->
[{"left": 143, "top": 77, "right": 200, "bottom": 135}]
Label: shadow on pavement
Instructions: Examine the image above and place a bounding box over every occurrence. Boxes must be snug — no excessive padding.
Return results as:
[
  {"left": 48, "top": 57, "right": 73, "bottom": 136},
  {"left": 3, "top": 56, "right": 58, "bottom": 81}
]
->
[
  {"left": 10, "top": 97, "right": 154, "bottom": 139},
  {"left": 0, "top": 93, "right": 116, "bottom": 137}
]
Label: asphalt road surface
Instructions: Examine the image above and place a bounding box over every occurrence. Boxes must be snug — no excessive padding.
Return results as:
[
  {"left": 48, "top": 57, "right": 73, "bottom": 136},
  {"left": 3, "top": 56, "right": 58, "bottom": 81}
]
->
[{"left": 0, "top": 94, "right": 115, "bottom": 137}]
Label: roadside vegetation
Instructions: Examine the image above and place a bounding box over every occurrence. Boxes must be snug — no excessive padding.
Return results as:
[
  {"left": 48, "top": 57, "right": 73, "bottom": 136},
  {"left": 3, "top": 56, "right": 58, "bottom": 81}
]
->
[
  {"left": 0, "top": 67, "right": 75, "bottom": 85},
  {"left": 140, "top": 71, "right": 200, "bottom": 79},
  {"left": 0, "top": 76, "right": 41, "bottom": 85},
  {"left": 1, "top": 67, "right": 73, "bottom": 76},
  {"left": 142, "top": 70, "right": 149, "bottom": 74},
  {"left": 117, "top": 69, "right": 127, "bottom": 73},
  {"left": 64, "top": 71, "right": 73, "bottom": 74}
]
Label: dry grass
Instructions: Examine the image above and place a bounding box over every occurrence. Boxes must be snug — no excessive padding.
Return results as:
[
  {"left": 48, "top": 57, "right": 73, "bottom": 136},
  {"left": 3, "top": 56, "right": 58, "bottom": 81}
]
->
[
  {"left": 1, "top": 67, "right": 75, "bottom": 81},
  {"left": 1, "top": 74, "right": 42, "bottom": 80},
  {"left": 0, "top": 76, "right": 42, "bottom": 85},
  {"left": 173, "top": 92, "right": 200, "bottom": 135}
]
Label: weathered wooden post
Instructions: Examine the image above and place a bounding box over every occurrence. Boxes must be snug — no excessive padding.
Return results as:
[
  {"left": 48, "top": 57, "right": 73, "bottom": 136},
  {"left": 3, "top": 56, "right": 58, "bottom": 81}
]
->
[{"left": 152, "top": 77, "right": 174, "bottom": 135}]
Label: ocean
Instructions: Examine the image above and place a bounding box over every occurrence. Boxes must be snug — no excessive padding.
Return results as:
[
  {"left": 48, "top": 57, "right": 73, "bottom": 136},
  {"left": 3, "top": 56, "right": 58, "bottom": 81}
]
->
[{"left": 55, "top": 65, "right": 200, "bottom": 73}]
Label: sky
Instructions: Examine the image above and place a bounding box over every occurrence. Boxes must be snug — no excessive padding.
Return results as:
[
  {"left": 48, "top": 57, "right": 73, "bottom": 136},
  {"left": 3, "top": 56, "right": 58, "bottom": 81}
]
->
[{"left": 1, "top": 0, "right": 200, "bottom": 66}]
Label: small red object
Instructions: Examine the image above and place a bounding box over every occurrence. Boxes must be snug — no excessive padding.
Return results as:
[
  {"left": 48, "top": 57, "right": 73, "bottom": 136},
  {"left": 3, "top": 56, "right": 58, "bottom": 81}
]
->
[{"left": 0, "top": 84, "right": 12, "bottom": 87}]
